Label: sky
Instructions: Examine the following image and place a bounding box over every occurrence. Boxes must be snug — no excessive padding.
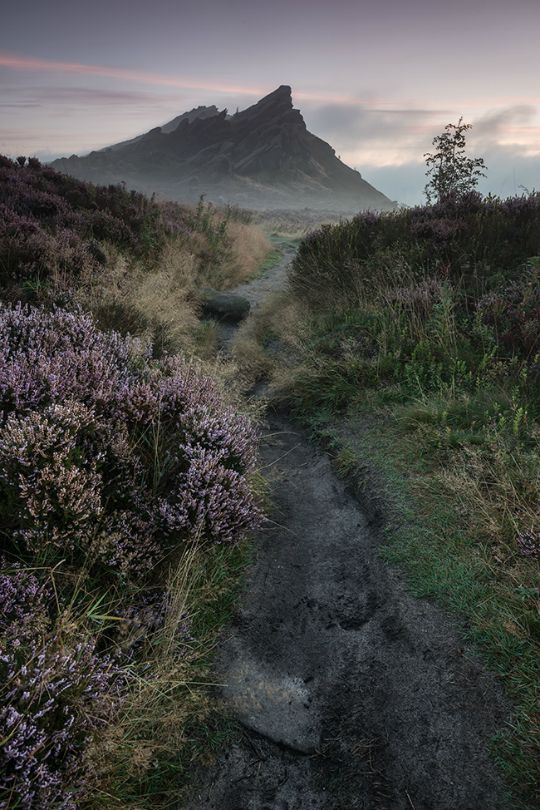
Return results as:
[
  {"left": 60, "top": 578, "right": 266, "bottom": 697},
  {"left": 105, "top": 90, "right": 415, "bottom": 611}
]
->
[{"left": 1, "top": 0, "right": 540, "bottom": 204}]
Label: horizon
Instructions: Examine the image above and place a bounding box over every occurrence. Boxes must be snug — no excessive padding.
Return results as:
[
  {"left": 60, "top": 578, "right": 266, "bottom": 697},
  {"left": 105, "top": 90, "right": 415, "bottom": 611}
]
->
[{"left": 2, "top": 0, "right": 539, "bottom": 205}]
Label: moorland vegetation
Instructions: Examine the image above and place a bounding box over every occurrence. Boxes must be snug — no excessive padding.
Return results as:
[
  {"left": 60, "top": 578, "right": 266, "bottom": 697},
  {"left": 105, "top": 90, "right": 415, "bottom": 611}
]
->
[
  {"left": 235, "top": 126, "right": 540, "bottom": 806},
  {"left": 0, "top": 155, "right": 269, "bottom": 808}
]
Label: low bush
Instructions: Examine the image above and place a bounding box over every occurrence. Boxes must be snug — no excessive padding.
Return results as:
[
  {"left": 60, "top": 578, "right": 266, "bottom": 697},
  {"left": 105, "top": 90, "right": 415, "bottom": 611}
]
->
[
  {"left": 0, "top": 565, "right": 121, "bottom": 810},
  {"left": 290, "top": 191, "right": 540, "bottom": 309},
  {"left": 0, "top": 304, "right": 259, "bottom": 575},
  {"left": 0, "top": 303, "right": 261, "bottom": 806}
]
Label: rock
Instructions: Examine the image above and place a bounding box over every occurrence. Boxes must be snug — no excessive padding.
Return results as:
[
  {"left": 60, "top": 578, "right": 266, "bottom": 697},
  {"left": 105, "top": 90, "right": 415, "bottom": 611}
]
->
[
  {"left": 51, "top": 86, "right": 395, "bottom": 212},
  {"left": 200, "top": 288, "right": 250, "bottom": 322}
]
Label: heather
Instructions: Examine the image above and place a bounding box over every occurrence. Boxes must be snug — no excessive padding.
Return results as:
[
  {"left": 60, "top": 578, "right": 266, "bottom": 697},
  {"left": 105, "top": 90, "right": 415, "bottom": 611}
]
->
[
  {"left": 0, "top": 155, "right": 270, "bottom": 355},
  {"left": 239, "top": 192, "right": 540, "bottom": 805},
  {"left": 0, "top": 156, "right": 162, "bottom": 293},
  {"left": 0, "top": 568, "right": 121, "bottom": 810},
  {"left": 290, "top": 191, "right": 540, "bottom": 309},
  {"left": 0, "top": 302, "right": 260, "bottom": 807},
  {"left": 0, "top": 156, "right": 268, "bottom": 805}
]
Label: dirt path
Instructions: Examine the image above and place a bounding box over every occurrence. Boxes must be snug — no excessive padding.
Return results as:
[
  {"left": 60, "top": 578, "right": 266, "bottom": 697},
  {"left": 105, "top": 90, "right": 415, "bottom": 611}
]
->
[
  {"left": 232, "top": 244, "right": 296, "bottom": 306},
  {"left": 189, "top": 252, "right": 509, "bottom": 809}
]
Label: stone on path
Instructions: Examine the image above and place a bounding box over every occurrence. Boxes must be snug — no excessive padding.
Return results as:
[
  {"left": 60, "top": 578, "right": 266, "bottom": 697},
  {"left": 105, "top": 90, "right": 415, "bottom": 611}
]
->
[{"left": 200, "top": 288, "right": 250, "bottom": 322}]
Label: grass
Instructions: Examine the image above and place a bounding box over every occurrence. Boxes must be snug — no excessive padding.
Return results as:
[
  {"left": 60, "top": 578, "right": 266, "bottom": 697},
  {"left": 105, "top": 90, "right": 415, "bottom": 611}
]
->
[
  {"left": 258, "top": 248, "right": 283, "bottom": 273},
  {"left": 253, "top": 207, "right": 354, "bottom": 238},
  {"left": 303, "top": 406, "right": 539, "bottom": 808},
  {"left": 76, "top": 204, "right": 271, "bottom": 357},
  {"left": 86, "top": 540, "right": 252, "bottom": 808},
  {"left": 236, "top": 194, "right": 540, "bottom": 807}
]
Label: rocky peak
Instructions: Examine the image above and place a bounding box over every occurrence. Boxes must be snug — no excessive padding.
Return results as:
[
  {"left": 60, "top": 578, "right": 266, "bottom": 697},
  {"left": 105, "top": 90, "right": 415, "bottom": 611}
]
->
[
  {"left": 52, "top": 86, "right": 395, "bottom": 211},
  {"left": 235, "top": 85, "right": 296, "bottom": 123},
  {"left": 162, "top": 105, "right": 221, "bottom": 133}
]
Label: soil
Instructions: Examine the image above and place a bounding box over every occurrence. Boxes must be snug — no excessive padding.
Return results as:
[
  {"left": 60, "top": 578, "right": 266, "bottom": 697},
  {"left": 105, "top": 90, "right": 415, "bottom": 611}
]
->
[{"left": 188, "top": 250, "right": 509, "bottom": 810}]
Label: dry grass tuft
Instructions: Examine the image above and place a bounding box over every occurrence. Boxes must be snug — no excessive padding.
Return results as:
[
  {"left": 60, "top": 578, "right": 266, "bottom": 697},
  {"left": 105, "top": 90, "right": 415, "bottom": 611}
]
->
[
  {"left": 77, "top": 217, "right": 270, "bottom": 356},
  {"left": 86, "top": 540, "right": 243, "bottom": 808},
  {"left": 77, "top": 244, "right": 203, "bottom": 355},
  {"left": 231, "top": 291, "right": 304, "bottom": 387},
  {"left": 221, "top": 221, "right": 271, "bottom": 287}
]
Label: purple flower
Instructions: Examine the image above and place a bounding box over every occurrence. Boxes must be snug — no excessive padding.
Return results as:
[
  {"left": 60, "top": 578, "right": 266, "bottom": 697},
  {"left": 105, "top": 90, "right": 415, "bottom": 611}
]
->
[
  {"left": 0, "top": 304, "right": 261, "bottom": 576},
  {"left": 0, "top": 633, "right": 121, "bottom": 809}
]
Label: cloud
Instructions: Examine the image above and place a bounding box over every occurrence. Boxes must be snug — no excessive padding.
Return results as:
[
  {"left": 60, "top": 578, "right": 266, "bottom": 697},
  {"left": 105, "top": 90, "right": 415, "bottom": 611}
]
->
[
  {"left": 308, "top": 104, "right": 454, "bottom": 131},
  {"left": 0, "top": 84, "right": 188, "bottom": 108},
  {"left": 303, "top": 103, "right": 458, "bottom": 167},
  {"left": 358, "top": 144, "right": 540, "bottom": 206},
  {"left": 0, "top": 51, "right": 270, "bottom": 97},
  {"left": 0, "top": 52, "right": 377, "bottom": 106},
  {"left": 1, "top": 50, "right": 500, "bottom": 111},
  {"left": 303, "top": 99, "right": 540, "bottom": 174},
  {"left": 0, "top": 102, "right": 40, "bottom": 109},
  {"left": 0, "top": 129, "right": 45, "bottom": 143},
  {"left": 471, "top": 105, "right": 537, "bottom": 139}
]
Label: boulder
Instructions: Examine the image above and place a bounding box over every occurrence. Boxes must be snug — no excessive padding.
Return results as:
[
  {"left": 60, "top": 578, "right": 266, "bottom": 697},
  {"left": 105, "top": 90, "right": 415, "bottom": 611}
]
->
[{"left": 200, "top": 288, "right": 250, "bottom": 322}]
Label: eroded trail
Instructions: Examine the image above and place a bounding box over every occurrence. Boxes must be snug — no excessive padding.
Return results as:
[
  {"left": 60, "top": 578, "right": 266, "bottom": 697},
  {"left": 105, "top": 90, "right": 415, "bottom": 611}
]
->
[{"left": 189, "top": 252, "right": 508, "bottom": 810}]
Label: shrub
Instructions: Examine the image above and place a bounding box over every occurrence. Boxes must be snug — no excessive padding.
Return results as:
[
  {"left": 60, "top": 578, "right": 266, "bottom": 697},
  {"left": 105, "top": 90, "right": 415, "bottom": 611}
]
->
[
  {"left": 290, "top": 192, "right": 540, "bottom": 309},
  {"left": 0, "top": 301, "right": 261, "bottom": 806},
  {"left": 424, "top": 117, "right": 486, "bottom": 203},
  {"left": 0, "top": 563, "right": 123, "bottom": 810},
  {"left": 0, "top": 304, "right": 260, "bottom": 578},
  {"left": 0, "top": 156, "right": 267, "bottom": 807},
  {"left": 0, "top": 205, "right": 99, "bottom": 294},
  {"left": 478, "top": 260, "right": 540, "bottom": 358}
]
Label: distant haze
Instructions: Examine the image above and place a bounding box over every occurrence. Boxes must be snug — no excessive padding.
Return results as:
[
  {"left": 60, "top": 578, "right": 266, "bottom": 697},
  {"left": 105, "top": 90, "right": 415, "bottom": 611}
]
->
[{"left": 1, "top": 0, "right": 539, "bottom": 205}]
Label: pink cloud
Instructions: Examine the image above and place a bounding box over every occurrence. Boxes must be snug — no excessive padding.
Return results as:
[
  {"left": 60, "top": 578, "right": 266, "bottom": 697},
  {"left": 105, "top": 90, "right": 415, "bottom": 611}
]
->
[
  {"left": 0, "top": 52, "right": 268, "bottom": 97},
  {"left": 0, "top": 51, "right": 450, "bottom": 110}
]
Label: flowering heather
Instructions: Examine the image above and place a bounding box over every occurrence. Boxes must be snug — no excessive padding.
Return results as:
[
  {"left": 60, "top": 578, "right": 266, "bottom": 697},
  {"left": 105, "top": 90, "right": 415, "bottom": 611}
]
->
[
  {"left": 0, "top": 298, "right": 260, "bottom": 805},
  {"left": 0, "top": 204, "right": 98, "bottom": 294},
  {"left": 0, "top": 563, "right": 50, "bottom": 645},
  {"left": 0, "top": 303, "right": 139, "bottom": 418},
  {"left": 0, "top": 304, "right": 260, "bottom": 575},
  {"left": 0, "top": 155, "right": 197, "bottom": 299},
  {"left": 516, "top": 531, "right": 540, "bottom": 559},
  {"left": 0, "top": 156, "right": 162, "bottom": 249},
  {"left": 0, "top": 403, "right": 105, "bottom": 560},
  {"left": 291, "top": 190, "right": 540, "bottom": 307},
  {"left": 0, "top": 560, "right": 124, "bottom": 809},
  {"left": 159, "top": 445, "right": 260, "bottom": 544},
  {"left": 478, "top": 262, "right": 540, "bottom": 357},
  {"left": 0, "top": 633, "right": 120, "bottom": 810}
]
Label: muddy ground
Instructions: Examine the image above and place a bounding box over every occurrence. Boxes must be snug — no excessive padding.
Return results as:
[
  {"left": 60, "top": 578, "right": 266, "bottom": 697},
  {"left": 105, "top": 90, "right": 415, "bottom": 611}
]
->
[{"left": 188, "top": 251, "right": 510, "bottom": 809}]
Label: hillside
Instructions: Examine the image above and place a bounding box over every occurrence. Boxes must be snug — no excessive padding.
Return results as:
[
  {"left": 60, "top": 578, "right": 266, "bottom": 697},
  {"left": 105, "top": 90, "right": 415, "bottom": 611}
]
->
[
  {"left": 0, "top": 156, "right": 271, "bottom": 808},
  {"left": 51, "top": 86, "right": 394, "bottom": 211}
]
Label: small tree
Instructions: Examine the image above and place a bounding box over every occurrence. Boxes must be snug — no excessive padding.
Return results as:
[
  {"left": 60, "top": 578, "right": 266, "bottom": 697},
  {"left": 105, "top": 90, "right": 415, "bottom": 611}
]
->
[{"left": 424, "top": 118, "right": 486, "bottom": 203}]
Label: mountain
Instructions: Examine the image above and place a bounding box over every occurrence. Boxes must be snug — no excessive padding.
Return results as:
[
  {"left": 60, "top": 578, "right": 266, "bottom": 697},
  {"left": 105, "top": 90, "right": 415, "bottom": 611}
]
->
[
  {"left": 102, "top": 105, "right": 221, "bottom": 152},
  {"left": 51, "top": 86, "right": 394, "bottom": 211}
]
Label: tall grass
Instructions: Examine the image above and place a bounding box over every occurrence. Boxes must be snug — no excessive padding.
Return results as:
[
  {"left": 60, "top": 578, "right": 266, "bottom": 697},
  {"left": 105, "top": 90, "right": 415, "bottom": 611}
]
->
[{"left": 85, "top": 539, "right": 250, "bottom": 808}]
